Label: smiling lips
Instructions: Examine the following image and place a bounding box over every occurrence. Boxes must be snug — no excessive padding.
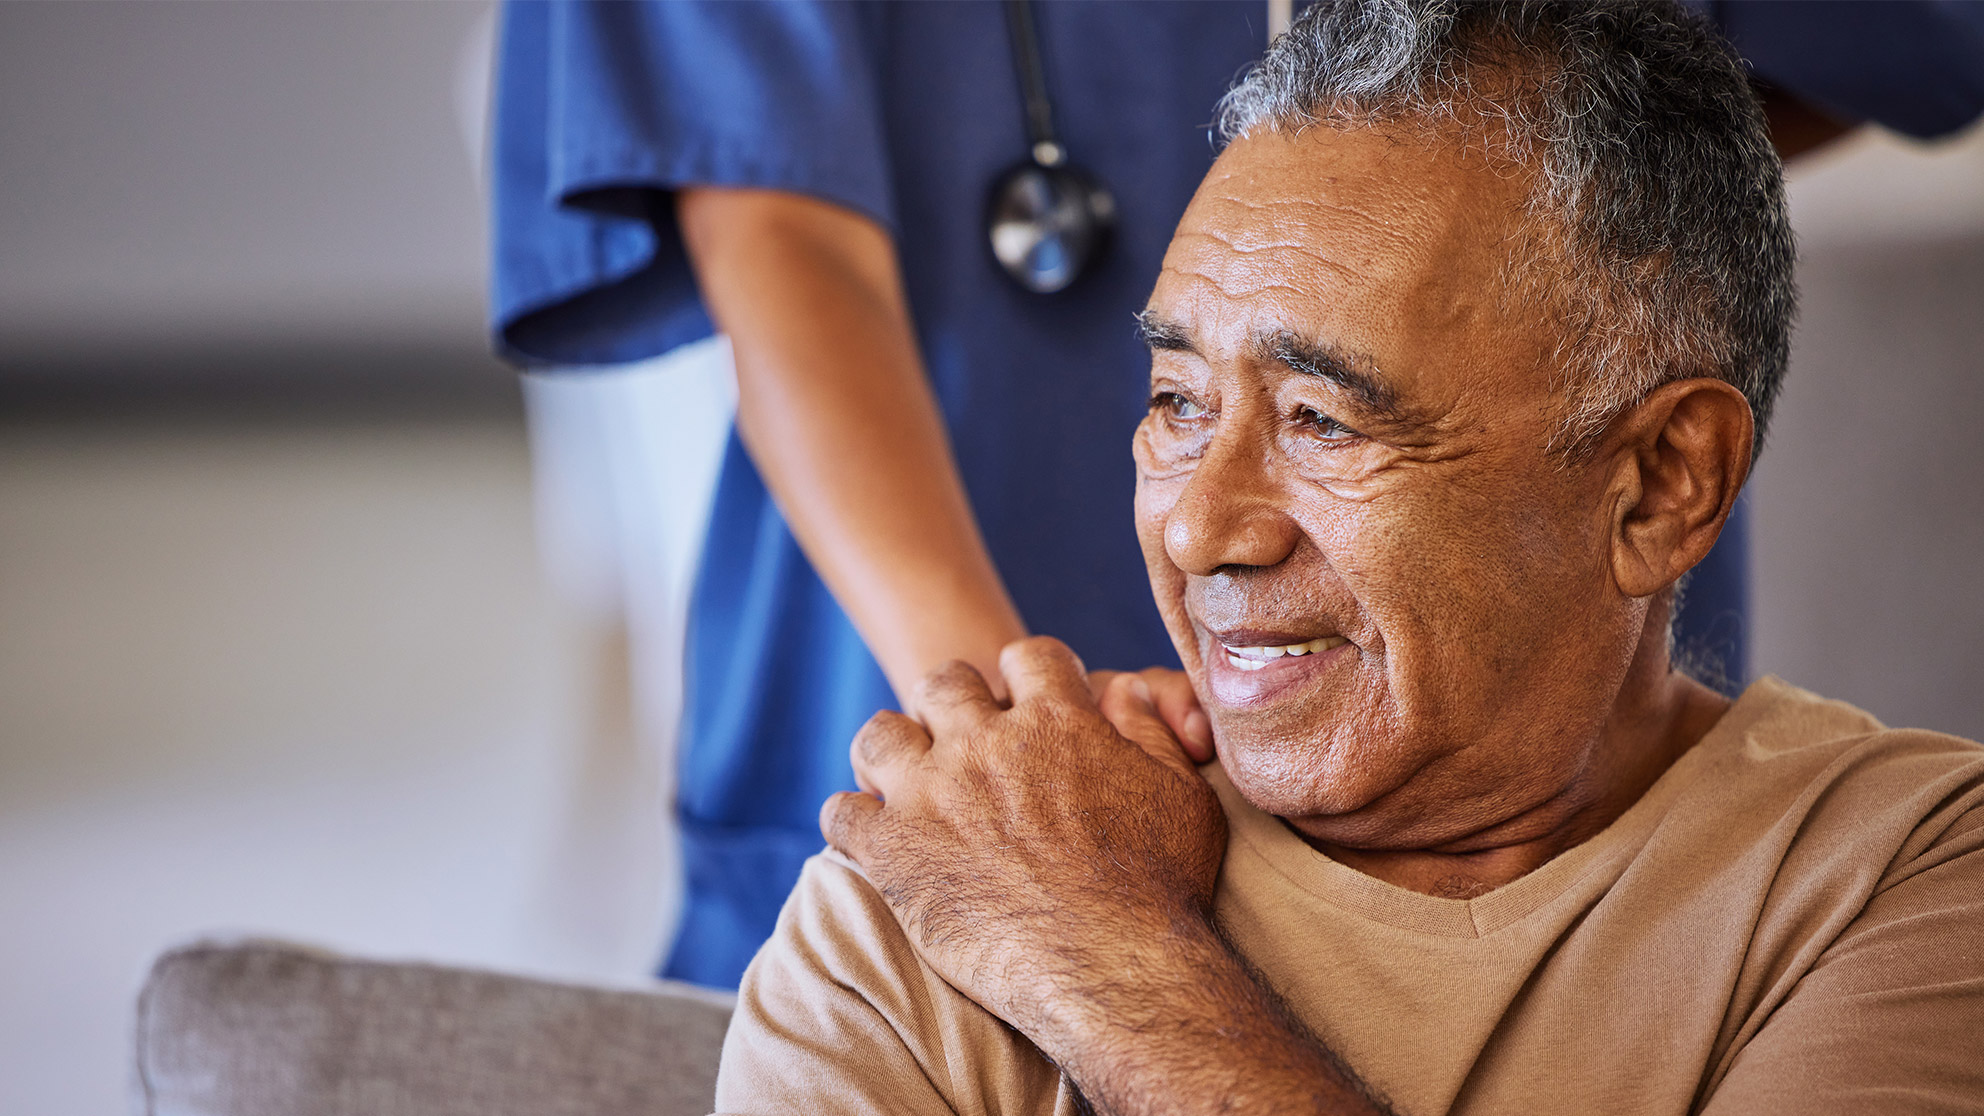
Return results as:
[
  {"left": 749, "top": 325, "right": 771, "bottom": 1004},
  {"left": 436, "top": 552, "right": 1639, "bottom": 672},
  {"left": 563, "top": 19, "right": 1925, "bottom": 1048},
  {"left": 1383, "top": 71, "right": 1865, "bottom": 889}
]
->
[{"left": 1220, "top": 635, "right": 1348, "bottom": 671}]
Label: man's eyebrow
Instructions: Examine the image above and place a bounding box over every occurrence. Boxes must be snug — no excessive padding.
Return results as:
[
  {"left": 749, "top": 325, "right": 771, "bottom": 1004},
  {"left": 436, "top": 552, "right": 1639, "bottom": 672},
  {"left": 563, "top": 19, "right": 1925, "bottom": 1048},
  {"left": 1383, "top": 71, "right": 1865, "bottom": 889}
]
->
[
  {"left": 1136, "top": 313, "right": 1406, "bottom": 421},
  {"left": 1133, "top": 310, "right": 1195, "bottom": 353},
  {"left": 1253, "top": 330, "right": 1402, "bottom": 417}
]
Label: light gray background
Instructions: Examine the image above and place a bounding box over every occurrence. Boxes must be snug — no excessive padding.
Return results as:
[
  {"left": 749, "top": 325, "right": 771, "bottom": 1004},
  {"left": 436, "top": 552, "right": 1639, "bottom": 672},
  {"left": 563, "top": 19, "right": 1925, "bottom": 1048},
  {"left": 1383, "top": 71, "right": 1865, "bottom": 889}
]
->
[{"left": 2, "top": 4, "right": 1980, "bottom": 1115}]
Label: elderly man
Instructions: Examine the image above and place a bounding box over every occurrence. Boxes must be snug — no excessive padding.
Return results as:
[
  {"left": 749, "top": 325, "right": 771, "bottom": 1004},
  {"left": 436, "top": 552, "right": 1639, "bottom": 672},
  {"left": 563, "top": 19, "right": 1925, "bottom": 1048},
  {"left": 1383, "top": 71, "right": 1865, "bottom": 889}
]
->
[{"left": 712, "top": 2, "right": 1984, "bottom": 1113}]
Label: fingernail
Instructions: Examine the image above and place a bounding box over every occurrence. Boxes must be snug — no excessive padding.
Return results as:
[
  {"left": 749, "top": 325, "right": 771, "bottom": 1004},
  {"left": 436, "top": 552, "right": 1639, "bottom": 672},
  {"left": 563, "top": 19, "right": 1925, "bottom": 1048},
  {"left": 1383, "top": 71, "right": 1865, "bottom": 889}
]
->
[
  {"left": 1184, "top": 709, "right": 1213, "bottom": 751},
  {"left": 1126, "top": 676, "right": 1153, "bottom": 706}
]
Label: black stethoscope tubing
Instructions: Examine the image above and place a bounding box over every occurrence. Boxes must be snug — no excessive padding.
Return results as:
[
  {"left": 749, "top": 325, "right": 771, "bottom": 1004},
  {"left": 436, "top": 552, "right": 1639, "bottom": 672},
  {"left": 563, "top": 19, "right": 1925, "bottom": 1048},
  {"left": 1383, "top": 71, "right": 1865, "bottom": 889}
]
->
[
  {"left": 1005, "top": 0, "right": 1064, "bottom": 168},
  {"left": 985, "top": 0, "right": 1118, "bottom": 294}
]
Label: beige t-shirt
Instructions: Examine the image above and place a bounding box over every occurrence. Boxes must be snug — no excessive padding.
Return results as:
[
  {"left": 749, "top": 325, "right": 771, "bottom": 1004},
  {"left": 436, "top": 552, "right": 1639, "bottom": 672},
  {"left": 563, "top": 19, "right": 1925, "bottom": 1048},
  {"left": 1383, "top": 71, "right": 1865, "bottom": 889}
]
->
[{"left": 714, "top": 679, "right": 1984, "bottom": 1115}]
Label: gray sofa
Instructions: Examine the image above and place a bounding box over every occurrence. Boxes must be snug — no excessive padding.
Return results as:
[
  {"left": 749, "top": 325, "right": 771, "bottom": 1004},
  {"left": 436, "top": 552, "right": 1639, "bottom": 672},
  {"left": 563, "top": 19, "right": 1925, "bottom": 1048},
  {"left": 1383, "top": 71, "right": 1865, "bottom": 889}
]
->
[{"left": 132, "top": 940, "right": 734, "bottom": 1116}]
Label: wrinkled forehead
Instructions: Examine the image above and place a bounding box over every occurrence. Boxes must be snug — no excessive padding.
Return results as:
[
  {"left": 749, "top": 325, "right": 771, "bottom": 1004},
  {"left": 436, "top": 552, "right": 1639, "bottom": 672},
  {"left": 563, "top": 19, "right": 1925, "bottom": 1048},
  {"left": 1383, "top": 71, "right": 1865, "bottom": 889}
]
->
[{"left": 1153, "top": 127, "right": 1542, "bottom": 377}]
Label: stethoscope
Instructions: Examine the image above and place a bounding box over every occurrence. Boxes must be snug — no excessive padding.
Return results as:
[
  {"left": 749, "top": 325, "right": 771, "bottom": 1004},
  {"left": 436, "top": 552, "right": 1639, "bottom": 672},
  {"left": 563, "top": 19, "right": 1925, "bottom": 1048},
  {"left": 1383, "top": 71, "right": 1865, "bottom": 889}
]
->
[
  {"left": 986, "top": 0, "right": 1294, "bottom": 295},
  {"left": 985, "top": 0, "right": 1114, "bottom": 294}
]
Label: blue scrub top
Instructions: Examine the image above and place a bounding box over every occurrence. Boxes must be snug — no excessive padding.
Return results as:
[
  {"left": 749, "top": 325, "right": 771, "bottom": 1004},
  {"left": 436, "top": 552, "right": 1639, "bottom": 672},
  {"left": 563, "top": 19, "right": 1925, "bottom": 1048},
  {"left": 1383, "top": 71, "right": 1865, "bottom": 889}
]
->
[{"left": 490, "top": 0, "right": 1984, "bottom": 989}]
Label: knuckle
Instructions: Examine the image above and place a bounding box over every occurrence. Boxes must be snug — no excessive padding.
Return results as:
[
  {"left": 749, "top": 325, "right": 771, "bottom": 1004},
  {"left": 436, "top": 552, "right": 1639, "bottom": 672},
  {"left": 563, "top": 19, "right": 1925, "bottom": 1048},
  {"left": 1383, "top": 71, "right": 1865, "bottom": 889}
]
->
[
  {"left": 917, "top": 659, "right": 982, "bottom": 701},
  {"left": 1020, "top": 634, "right": 1077, "bottom": 666},
  {"left": 819, "top": 794, "right": 849, "bottom": 842},
  {"left": 853, "top": 710, "right": 916, "bottom": 760},
  {"left": 849, "top": 720, "right": 882, "bottom": 763},
  {"left": 820, "top": 791, "right": 870, "bottom": 847},
  {"left": 871, "top": 709, "right": 917, "bottom": 733},
  {"left": 1003, "top": 634, "right": 1074, "bottom": 671}
]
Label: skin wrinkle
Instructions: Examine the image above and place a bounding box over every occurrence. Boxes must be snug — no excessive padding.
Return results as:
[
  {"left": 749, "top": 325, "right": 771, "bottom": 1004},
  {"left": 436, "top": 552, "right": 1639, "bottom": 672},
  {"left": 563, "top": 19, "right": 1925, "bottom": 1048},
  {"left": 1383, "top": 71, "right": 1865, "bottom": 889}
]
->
[
  {"left": 1200, "top": 150, "right": 1471, "bottom": 253},
  {"left": 1144, "top": 320, "right": 1486, "bottom": 504},
  {"left": 1196, "top": 203, "right": 1423, "bottom": 263},
  {"left": 1278, "top": 119, "right": 1645, "bottom": 461},
  {"left": 1161, "top": 220, "right": 1525, "bottom": 445},
  {"left": 1167, "top": 221, "right": 1370, "bottom": 286}
]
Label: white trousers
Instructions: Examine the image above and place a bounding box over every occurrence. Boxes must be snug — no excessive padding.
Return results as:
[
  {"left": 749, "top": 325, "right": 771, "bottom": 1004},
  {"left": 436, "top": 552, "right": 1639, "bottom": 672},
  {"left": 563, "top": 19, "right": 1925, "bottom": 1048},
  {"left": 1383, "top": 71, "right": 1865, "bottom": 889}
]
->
[{"left": 519, "top": 335, "right": 736, "bottom": 970}]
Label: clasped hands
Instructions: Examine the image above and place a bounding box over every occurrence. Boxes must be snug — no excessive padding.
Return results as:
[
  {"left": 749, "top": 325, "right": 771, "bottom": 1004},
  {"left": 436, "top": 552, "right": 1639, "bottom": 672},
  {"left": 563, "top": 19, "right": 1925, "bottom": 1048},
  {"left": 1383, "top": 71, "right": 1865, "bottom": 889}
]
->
[{"left": 820, "top": 636, "right": 1228, "bottom": 1046}]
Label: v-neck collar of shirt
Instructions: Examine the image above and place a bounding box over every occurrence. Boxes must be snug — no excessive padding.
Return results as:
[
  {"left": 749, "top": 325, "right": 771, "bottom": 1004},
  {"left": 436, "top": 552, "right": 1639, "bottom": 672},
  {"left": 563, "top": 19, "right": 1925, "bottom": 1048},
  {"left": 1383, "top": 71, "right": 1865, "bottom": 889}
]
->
[{"left": 1207, "top": 678, "right": 1794, "bottom": 939}]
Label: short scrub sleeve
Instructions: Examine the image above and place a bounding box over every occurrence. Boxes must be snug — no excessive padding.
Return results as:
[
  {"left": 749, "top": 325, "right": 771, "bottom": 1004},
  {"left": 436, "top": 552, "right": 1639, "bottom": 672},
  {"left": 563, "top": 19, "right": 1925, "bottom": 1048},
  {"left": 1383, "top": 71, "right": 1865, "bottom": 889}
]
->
[{"left": 489, "top": 0, "right": 896, "bottom": 366}]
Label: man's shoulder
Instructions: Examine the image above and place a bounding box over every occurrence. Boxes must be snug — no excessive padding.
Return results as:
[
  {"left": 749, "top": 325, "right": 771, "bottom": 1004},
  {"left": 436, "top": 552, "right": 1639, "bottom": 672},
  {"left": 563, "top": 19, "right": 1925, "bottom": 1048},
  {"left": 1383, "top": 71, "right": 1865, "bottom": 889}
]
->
[
  {"left": 782, "top": 848, "right": 901, "bottom": 957},
  {"left": 1706, "top": 676, "right": 1984, "bottom": 829},
  {"left": 1671, "top": 682, "right": 1984, "bottom": 1110},
  {"left": 742, "top": 848, "right": 952, "bottom": 1034},
  {"left": 1729, "top": 676, "right": 1982, "bottom": 761},
  {"left": 1668, "top": 677, "right": 1984, "bottom": 944},
  {"left": 716, "top": 850, "right": 1071, "bottom": 1116}
]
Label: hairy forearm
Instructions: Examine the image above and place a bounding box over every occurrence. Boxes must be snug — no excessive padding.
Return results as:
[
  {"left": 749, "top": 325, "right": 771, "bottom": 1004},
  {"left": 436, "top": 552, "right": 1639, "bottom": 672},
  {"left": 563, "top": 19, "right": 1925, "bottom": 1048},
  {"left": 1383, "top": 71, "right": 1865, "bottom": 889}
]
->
[
  {"left": 1033, "top": 917, "right": 1392, "bottom": 1116},
  {"left": 677, "top": 187, "right": 1026, "bottom": 704}
]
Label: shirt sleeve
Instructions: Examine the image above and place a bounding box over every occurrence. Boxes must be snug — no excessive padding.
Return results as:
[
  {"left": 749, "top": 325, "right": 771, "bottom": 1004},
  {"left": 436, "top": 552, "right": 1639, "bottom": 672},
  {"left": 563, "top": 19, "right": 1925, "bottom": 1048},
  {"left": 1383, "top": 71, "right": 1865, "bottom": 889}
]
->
[
  {"left": 711, "top": 851, "right": 1074, "bottom": 1116},
  {"left": 1700, "top": 803, "right": 1984, "bottom": 1114},
  {"left": 488, "top": 0, "right": 896, "bottom": 367}
]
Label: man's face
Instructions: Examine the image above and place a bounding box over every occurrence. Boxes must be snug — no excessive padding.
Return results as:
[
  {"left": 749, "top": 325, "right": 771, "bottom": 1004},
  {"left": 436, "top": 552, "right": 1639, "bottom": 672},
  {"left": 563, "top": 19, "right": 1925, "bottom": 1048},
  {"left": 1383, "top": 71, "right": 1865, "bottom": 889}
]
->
[{"left": 1136, "top": 127, "right": 1643, "bottom": 851}]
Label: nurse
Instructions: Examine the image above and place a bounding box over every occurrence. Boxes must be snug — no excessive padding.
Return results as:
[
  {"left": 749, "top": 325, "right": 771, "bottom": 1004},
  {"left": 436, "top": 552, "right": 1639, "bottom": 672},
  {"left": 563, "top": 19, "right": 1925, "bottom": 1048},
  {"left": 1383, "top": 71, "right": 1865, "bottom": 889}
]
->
[{"left": 490, "top": 0, "right": 1984, "bottom": 989}]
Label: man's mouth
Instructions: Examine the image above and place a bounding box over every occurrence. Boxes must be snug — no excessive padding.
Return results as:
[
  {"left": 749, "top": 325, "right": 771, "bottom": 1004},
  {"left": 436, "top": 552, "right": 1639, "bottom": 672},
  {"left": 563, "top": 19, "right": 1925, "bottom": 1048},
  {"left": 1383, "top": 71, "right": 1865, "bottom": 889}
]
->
[
  {"left": 1220, "top": 635, "right": 1348, "bottom": 671},
  {"left": 1198, "top": 622, "right": 1356, "bottom": 707}
]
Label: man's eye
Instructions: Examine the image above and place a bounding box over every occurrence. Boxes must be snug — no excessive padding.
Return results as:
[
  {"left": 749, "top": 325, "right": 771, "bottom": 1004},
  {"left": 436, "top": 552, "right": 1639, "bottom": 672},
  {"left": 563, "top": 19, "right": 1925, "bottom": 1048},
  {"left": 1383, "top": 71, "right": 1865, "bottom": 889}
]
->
[
  {"left": 1150, "top": 391, "right": 1206, "bottom": 420},
  {"left": 1295, "top": 405, "right": 1358, "bottom": 441}
]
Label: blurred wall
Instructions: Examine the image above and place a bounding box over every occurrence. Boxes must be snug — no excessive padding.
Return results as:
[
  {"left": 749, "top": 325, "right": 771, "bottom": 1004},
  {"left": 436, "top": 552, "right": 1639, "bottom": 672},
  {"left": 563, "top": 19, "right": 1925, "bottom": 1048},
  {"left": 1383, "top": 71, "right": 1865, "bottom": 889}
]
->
[
  {"left": 0, "top": 6, "right": 668, "bottom": 1116},
  {"left": 1759, "top": 127, "right": 1984, "bottom": 741},
  {"left": 0, "top": 0, "right": 502, "bottom": 403}
]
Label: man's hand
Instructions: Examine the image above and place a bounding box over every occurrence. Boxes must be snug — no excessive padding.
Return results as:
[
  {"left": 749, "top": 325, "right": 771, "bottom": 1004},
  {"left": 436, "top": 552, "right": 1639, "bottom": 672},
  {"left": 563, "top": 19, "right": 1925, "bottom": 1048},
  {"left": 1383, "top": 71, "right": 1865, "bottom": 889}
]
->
[
  {"left": 822, "top": 636, "right": 1226, "bottom": 1036},
  {"left": 822, "top": 636, "right": 1390, "bottom": 1116}
]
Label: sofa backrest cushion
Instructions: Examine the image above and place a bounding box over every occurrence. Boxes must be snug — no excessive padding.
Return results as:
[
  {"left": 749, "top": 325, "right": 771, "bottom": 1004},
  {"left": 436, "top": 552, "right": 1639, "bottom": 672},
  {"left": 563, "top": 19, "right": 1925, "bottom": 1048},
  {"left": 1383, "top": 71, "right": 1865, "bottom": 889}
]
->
[{"left": 133, "top": 940, "right": 734, "bottom": 1116}]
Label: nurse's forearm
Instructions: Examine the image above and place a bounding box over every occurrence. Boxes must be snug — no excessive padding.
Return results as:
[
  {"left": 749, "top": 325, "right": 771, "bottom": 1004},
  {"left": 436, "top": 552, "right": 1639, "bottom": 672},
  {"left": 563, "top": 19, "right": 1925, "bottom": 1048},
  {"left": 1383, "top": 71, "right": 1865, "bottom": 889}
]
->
[{"left": 677, "top": 186, "right": 1027, "bottom": 707}]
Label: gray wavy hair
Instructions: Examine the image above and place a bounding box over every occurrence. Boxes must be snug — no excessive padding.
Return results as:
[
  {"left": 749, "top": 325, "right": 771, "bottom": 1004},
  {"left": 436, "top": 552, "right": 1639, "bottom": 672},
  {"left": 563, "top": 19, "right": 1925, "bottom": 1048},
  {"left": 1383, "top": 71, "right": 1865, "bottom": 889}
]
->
[{"left": 1218, "top": 0, "right": 1796, "bottom": 458}]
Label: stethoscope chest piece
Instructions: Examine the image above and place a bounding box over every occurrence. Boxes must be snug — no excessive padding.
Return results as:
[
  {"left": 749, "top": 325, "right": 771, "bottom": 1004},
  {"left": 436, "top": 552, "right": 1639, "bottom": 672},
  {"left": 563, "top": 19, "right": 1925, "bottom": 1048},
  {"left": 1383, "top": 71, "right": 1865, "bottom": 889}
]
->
[
  {"left": 987, "top": 0, "right": 1116, "bottom": 295},
  {"left": 987, "top": 148, "right": 1116, "bottom": 295}
]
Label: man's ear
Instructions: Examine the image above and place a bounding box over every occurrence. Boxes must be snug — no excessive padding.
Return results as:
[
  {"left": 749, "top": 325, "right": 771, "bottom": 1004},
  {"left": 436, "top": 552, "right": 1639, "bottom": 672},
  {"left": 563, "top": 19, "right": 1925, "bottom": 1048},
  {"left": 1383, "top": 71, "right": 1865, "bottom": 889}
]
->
[{"left": 1606, "top": 378, "right": 1754, "bottom": 599}]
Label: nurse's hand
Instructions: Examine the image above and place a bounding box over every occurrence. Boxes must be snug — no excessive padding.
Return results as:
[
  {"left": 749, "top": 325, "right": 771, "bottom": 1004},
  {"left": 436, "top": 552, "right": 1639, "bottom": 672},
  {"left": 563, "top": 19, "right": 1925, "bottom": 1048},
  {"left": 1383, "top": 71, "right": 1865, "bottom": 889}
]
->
[{"left": 1086, "top": 666, "right": 1215, "bottom": 763}]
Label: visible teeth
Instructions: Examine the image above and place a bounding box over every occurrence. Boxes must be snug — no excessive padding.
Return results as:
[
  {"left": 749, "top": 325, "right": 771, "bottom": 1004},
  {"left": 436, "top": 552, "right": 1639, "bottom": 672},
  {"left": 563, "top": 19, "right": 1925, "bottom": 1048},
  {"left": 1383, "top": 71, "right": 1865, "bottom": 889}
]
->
[{"left": 1222, "top": 636, "right": 1345, "bottom": 670}]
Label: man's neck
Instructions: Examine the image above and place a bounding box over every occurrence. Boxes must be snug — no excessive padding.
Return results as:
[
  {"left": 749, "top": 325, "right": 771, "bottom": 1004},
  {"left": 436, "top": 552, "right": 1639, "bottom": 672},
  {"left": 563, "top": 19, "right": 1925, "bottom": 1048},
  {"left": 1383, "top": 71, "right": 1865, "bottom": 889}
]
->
[{"left": 1302, "top": 659, "right": 1732, "bottom": 900}]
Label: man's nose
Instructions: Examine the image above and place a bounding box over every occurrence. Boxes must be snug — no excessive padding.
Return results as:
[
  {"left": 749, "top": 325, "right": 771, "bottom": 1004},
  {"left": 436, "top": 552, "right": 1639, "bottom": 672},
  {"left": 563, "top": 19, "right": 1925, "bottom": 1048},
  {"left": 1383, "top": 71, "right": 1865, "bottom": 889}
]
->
[{"left": 1163, "top": 428, "right": 1303, "bottom": 576}]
